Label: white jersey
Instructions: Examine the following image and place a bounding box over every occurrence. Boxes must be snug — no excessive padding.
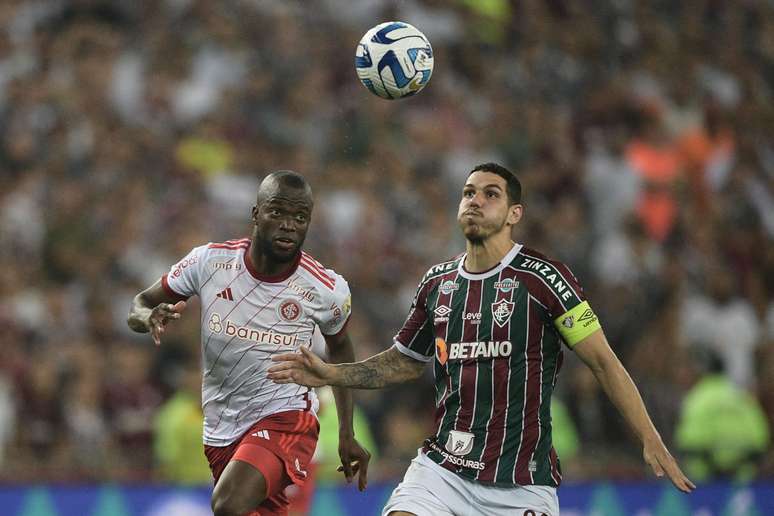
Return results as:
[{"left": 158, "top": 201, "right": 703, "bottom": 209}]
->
[{"left": 162, "top": 238, "right": 351, "bottom": 446}]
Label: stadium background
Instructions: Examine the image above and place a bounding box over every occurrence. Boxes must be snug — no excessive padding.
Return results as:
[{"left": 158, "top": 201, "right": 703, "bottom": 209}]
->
[{"left": 0, "top": 0, "right": 772, "bottom": 514}]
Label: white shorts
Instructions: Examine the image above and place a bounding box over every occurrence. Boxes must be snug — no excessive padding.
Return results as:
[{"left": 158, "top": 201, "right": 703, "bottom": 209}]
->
[{"left": 382, "top": 451, "right": 559, "bottom": 516}]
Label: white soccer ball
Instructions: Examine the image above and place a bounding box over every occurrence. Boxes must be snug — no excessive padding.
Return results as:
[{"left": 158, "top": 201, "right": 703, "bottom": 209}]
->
[{"left": 355, "top": 21, "right": 434, "bottom": 100}]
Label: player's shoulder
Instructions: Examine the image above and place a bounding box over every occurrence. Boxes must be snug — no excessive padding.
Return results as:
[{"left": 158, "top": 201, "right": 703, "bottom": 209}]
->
[
  {"left": 297, "top": 251, "right": 345, "bottom": 293},
  {"left": 514, "top": 246, "right": 575, "bottom": 277},
  {"left": 513, "top": 245, "right": 584, "bottom": 305},
  {"left": 192, "top": 237, "right": 251, "bottom": 263},
  {"left": 207, "top": 238, "right": 251, "bottom": 252},
  {"left": 418, "top": 254, "right": 464, "bottom": 285}
]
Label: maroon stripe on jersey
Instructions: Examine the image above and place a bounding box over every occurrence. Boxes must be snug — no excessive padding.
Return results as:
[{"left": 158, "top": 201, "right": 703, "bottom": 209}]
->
[
  {"left": 454, "top": 279, "right": 483, "bottom": 433},
  {"left": 209, "top": 243, "right": 250, "bottom": 250},
  {"left": 396, "top": 274, "right": 440, "bottom": 349},
  {"left": 299, "top": 260, "right": 334, "bottom": 290},
  {"left": 477, "top": 267, "right": 520, "bottom": 482},
  {"left": 549, "top": 444, "right": 561, "bottom": 484},
  {"left": 301, "top": 253, "right": 335, "bottom": 284},
  {"left": 204, "top": 283, "right": 288, "bottom": 372},
  {"left": 431, "top": 271, "right": 458, "bottom": 434},
  {"left": 514, "top": 297, "right": 544, "bottom": 484},
  {"left": 202, "top": 270, "right": 250, "bottom": 354},
  {"left": 513, "top": 271, "right": 568, "bottom": 315},
  {"left": 161, "top": 274, "right": 189, "bottom": 302},
  {"left": 209, "top": 287, "right": 291, "bottom": 433}
]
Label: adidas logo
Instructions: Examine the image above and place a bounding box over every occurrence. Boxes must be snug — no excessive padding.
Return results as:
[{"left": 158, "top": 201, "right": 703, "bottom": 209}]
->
[
  {"left": 251, "top": 429, "right": 269, "bottom": 440},
  {"left": 216, "top": 288, "right": 234, "bottom": 301}
]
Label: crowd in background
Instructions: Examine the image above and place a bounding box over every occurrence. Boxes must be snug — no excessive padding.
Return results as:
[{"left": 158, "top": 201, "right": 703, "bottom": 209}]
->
[{"left": 0, "top": 0, "right": 772, "bottom": 486}]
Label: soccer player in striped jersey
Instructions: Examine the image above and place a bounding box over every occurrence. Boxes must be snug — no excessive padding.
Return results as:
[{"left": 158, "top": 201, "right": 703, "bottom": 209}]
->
[
  {"left": 128, "top": 171, "right": 370, "bottom": 516},
  {"left": 268, "top": 163, "right": 695, "bottom": 515}
]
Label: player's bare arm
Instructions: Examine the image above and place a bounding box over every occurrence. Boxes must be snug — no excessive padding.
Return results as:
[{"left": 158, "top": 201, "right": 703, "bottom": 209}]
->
[
  {"left": 324, "top": 331, "right": 372, "bottom": 491},
  {"left": 127, "top": 279, "right": 187, "bottom": 346},
  {"left": 573, "top": 329, "right": 696, "bottom": 493},
  {"left": 268, "top": 346, "right": 425, "bottom": 389}
]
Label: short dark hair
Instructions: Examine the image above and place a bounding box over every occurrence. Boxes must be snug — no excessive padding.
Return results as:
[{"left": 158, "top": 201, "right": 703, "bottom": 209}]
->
[
  {"left": 256, "top": 170, "right": 312, "bottom": 204},
  {"left": 266, "top": 170, "right": 308, "bottom": 190},
  {"left": 469, "top": 163, "right": 522, "bottom": 205}
]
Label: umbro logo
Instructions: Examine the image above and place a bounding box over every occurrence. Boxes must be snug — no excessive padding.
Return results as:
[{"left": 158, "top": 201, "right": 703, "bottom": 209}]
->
[{"left": 217, "top": 288, "right": 234, "bottom": 301}]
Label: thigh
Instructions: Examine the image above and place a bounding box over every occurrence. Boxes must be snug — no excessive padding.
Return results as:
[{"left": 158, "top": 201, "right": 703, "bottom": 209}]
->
[
  {"left": 211, "top": 443, "right": 291, "bottom": 515},
  {"left": 382, "top": 453, "right": 457, "bottom": 516}
]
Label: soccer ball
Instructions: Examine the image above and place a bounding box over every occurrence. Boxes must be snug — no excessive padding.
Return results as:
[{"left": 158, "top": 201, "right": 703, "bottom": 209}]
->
[{"left": 355, "top": 21, "right": 434, "bottom": 100}]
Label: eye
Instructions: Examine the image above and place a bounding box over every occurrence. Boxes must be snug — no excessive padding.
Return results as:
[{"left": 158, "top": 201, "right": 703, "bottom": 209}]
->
[
  {"left": 487, "top": 191, "right": 499, "bottom": 198},
  {"left": 269, "top": 208, "right": 281, "bottom": 216},
  {"left": 296, "top": 214, "right": 307, "bottom": 223},
  {"left": 463, "top": 190, "right": 475, "bottom": 198}
]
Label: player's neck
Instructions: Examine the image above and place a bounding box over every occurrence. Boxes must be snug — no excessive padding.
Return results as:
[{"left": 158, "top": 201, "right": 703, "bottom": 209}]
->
[
  {"left": 464, "top": 234, "right": 515, "bottom": 273},
  {"left": 249, "top": 245, "right": 299, "bottom": 278}
]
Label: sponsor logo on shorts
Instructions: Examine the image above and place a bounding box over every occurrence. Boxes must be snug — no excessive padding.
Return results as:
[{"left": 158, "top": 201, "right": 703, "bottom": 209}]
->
[
  {"left": 438, "top": 280, "right": 459, "bottom": 295},
  {"left": 445, "top": 430, "right": 475, "bottom": 456},
  {"left": 426, "top": 439, "right": 485, "bottom": 471},
  {"left": 448, "top": 341, "right": 512, "bottom": 360},
  {"left": 251, "top": 430, "right": 270, "bottom": 440},
  {"left": 278, "top": 299, "right": 302, "bottom": 322}
]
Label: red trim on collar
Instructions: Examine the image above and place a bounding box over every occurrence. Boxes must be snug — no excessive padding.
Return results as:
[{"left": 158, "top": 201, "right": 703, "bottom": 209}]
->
[{"left": 243, "top": 243, "right": 301, "bottom": 283}]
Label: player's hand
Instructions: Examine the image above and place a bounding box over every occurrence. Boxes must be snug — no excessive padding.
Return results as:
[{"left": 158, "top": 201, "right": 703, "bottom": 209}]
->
[
  {"left": 643, "top": 435, "right": 696, "bottom": 493},
  {"left": 148, "top": 301, "right": 186, "bottom": 346},
  {"left": 267, "top": 346, "right": 333, "bottom": 387},
  {"left": 336, "top": 435, "right": 371, "bottom": 491}
]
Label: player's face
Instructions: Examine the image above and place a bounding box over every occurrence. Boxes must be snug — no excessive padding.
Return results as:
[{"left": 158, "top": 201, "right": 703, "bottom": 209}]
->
[
  {"left": 252, "top": 188, "right": 312, "bottom": 263},
  {"left": 458, "top": 171, "right": 520, "bottom": 243}
]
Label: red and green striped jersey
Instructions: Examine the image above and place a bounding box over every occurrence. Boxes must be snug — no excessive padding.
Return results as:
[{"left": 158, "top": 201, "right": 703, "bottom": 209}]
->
[{"left": 393, "top": 243, "right": 601, "bottom": 487}]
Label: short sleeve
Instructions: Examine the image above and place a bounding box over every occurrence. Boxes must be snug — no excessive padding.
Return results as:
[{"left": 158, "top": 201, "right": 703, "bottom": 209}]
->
[
  {"left": 529, "top": 258, "right": 601, "bottom": 348},
  {"left": 393, "top": 279, "right": 434, "bottom": 362},
  {"left": 317, "top": 274, "right": 352, "bottom": 336},
  {"left": 162, "top": 245, "right": 207, "bottom": 300}
]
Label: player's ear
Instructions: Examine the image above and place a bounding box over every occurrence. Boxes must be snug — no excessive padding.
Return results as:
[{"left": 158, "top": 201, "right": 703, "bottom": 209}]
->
[
  {"left": 251, "top": 205, "right": 259, "bottom": 222},
  {"left": 507, "top": 204, "right": 523, "bottom": 226}
]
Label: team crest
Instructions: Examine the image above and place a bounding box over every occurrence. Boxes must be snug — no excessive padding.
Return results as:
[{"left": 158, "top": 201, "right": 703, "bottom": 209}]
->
[
  {"left": 562, "top": 316, "right": 574, "bottom": 329},
  {"left": 445, "top": 430, "right": 475, "bottom": 456},
  {"left": 491, "top": 299, "right": 514, "bottom": 327},
  {"left": 278, "top": 299, "right": 302, "bottom": 322}
]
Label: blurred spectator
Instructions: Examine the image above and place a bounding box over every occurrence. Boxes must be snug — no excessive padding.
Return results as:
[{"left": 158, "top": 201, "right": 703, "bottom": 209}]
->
[
  {"left": 676, "top": 351, "right": 770, "bottom": 482},
  {"left": 153, "top": 358, "right": 212, "bottom": 485},
  {"left": 0, "top": 0, "right": 770, "bottom": 484}
]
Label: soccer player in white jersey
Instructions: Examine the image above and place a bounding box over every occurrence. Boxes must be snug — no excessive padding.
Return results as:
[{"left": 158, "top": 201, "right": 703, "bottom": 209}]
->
[
  {"left": 268, "top": 163, "right": 694, "bottom": 515},
  {"left": 128, "top": 171, "right": 370, "bottom": 516}
]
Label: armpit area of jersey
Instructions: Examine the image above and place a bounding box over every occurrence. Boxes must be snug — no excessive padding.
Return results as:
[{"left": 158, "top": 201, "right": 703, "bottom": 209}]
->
[{"left": 553, "top": 300, "right": 601, "bottom": 347}]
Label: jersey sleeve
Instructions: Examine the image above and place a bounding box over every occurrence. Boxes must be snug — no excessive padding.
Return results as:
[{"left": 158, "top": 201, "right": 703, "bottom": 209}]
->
[
  {"left": 534, "top": 259, "right": 602, "bottom": 348},
  {"left": 317, "top": 273, "right": 352, "bottom": 336},
  {"left": 392, "top": 278, "right": 435, "bottom": 362},
  {"left": 161, "top": 245, "right": 208, "bottom": 300}
]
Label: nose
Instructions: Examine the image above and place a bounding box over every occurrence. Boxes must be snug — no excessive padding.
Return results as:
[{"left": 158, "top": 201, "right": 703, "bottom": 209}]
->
[
  {"left": 468, "top": 192, "right": 483, "bottom": 207},
  {"left": 279, "top": 217, "right": 296, "bottom": 232}
]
